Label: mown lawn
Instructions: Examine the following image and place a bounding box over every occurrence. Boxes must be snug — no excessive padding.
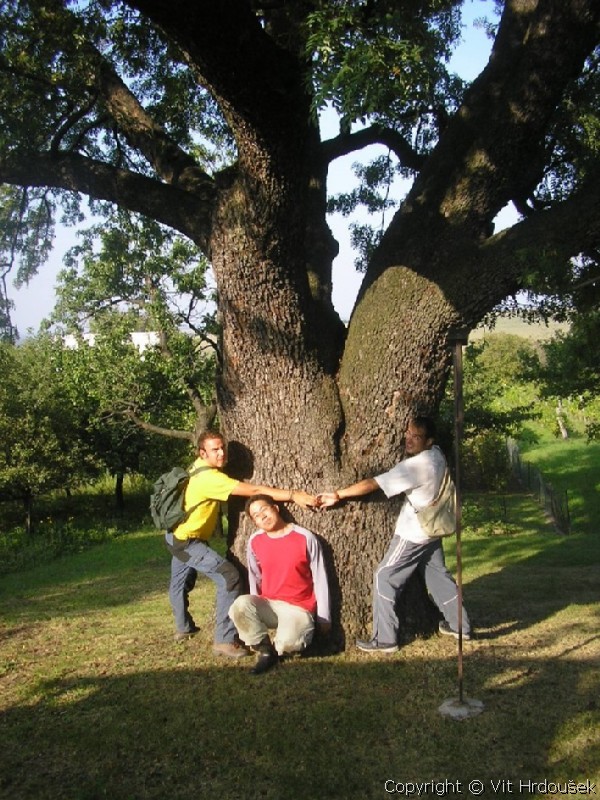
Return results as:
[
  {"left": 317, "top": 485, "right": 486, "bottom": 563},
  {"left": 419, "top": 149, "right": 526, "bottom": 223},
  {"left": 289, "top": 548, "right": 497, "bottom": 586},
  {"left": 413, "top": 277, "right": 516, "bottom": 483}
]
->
[
  {"left": 518, "top": 428, "right": 600, "bottom": 537},
  {"left": 1, "top": 490, "right": 599, "bottom": 800}
]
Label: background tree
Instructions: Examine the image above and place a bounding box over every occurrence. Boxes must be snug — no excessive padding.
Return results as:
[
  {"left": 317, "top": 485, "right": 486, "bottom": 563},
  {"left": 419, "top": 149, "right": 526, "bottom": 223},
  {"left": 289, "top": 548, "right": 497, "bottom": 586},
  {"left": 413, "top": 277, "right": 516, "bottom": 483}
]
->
[
  {"left": 50, "top": 208, "right": 218, "bottom": 445},
  {"left": 0, "top": 185, "right": 57, "bottom": 342},
  {"left": 56, "top": 324, "right": 201, "bottom": 508},
  {"left": 533, "top": 311, "right": 600, "bottom": 440},
  {"left": 1, "top": 0, "right": 599, "bottom": 642},
  {"left": 0, "top": 336, "right": 100, "bottom": 533},
  {"left": 440, "top": 333, "right": 540, "bottom": 490}
]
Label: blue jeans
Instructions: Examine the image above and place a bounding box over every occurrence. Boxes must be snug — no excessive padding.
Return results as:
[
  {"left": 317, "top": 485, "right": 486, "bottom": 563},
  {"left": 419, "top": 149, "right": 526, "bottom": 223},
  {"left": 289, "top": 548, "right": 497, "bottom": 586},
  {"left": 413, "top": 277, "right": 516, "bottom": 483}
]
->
[{"left": 166, "top": 533, "right": 241, "bottom": 644}]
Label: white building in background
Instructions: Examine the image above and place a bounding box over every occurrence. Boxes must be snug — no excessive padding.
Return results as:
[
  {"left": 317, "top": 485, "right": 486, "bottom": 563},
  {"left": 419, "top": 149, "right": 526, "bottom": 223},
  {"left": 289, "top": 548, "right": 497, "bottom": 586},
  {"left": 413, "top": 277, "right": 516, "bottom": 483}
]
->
[
  {"left": 130, "top": 331, "right": 160, "bottom": 352},
  {"left": 63, "top": 333, "right": 97, "bottom": 349},
  {"left": 63, "top": 331, "right": 160, "bottom": 353}
]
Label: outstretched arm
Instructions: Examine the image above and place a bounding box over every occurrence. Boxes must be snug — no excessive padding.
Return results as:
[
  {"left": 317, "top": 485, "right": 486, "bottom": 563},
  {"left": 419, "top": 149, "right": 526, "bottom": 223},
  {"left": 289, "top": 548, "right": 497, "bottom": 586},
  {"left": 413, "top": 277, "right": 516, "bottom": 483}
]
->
[
  {"left": 231, "top": 482, "right": 317, "bottom": 510},
  {"left": 317, "top": 478, "right": 379, "bottom": 508}
]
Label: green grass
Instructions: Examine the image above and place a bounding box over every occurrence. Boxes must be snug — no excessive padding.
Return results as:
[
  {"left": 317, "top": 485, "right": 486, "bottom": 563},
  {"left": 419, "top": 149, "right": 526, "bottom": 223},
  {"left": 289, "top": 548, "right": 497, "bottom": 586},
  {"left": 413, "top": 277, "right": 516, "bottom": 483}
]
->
[
  {"left": 518, "top": 426, "right": 600, "bottom": 536},
  {"left": 0, "top": 479, "right": 152, "bottom": 574},
  {"left": 1, "top": 491, "right": 599, "bottom": 800}
]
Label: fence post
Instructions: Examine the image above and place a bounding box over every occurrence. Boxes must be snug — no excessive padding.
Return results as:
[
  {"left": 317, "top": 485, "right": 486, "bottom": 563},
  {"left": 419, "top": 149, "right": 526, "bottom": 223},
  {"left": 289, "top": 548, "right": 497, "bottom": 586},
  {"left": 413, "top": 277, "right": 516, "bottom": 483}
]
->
[{"left": 505, "top": 440, "right": 571, "bottom": 534}]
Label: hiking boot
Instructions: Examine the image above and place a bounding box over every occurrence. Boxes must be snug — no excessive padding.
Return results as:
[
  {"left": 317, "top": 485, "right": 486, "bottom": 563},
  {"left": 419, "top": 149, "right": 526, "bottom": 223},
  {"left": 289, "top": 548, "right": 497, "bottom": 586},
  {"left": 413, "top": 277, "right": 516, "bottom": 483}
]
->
[
  {"left": 439, "top": 621, "right": 471, "bottom": 641},
  {"left": 212, "top": 642, "right": 251, "bottom": 659},
  {"left": 174, "top": 626, "right": 200, "bottom": 642},
  {"left": 251, "top": 650, "right": 279, "bottom": 675},
  {"left": 356, "top": 638, "right": 399, "bottom": 654},
  {"left": 250, "top": 637, "right": 279, "bottom": 675}
]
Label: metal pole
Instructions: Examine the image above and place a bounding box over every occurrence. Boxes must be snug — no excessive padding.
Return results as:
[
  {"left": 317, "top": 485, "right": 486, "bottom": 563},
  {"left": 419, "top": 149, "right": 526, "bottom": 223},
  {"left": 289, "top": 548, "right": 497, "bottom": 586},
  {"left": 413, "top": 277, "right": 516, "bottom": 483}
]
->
[
  {"left": 450, "top": 328, "right": 468, "bottom": 703},
  {"left": 439, "top": 328, "right": 484, "bottom": 720}
]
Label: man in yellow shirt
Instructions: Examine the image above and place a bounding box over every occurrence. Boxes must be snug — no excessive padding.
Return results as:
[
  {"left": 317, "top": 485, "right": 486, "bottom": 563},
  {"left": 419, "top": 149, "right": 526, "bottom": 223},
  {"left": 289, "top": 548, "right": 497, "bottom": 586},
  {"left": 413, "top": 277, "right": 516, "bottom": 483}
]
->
[{"left": 165, "top": 430, "right": 317, "bottom": 657}]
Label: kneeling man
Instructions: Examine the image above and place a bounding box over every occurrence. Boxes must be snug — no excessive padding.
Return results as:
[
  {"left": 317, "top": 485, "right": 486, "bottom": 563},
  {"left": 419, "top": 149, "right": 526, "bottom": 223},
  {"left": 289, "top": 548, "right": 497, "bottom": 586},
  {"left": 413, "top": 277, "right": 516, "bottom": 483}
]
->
[{"left": 230, "top": 494, "right": 331, "bottom": 674}]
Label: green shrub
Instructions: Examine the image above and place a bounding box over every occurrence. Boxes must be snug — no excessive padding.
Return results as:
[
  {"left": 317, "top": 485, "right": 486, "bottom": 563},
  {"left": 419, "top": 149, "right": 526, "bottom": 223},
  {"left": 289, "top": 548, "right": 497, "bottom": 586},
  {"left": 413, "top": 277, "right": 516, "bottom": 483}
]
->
[
  {"left": 461, "top": 430, "right": 511, "bottom": 491},
  {"left": 0, "top": 473, "right": 153, "bottom": 574}
]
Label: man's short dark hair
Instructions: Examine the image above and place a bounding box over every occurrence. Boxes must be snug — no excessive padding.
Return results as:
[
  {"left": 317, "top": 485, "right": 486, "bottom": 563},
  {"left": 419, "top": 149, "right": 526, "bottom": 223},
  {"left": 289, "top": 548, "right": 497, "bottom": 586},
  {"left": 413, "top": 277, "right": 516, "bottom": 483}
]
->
[
  {"left": 244, "top": 493, "right": 276, "bottom": 515},
  {"left": 411, "top": 415, "right": 436, "bottom": 441},
  {"left": 197, "top": 429, "right": 224, "bottom": 452}
]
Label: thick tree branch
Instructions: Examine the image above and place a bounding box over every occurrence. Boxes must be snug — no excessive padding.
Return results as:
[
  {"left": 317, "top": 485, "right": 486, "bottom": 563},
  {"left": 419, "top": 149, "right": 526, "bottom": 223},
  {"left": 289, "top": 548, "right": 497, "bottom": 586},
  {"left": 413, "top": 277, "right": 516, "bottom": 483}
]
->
[
  {"left": 3, "top": 0, "right": 215, "bottom": 201},
  {"left": 395, "top": 0, "right": 600, "bottom": 236},
  {"left": 471, "top": 176, "right": 600, "bottom": 311},
  {"left": 124, "top": 0, "right": 308, "bottom": 150},
  {"left": 0, "top": 152, "right": 212, "bottom": 248},
  {"left": 91, "top": 51, "right": 215, "bottom": 198},
  {"left": 123, "top": 409, "right": 194, "bottom": 441},
  {"left": 321, "top": 125, "right": 425, "bottom": 171},
  {"left": 504, "top": 183, "right": 600, "bottom": 259},
  {"left": 360, "top": 0, "right": 600, "bottom": 306},
  {"left": 2, "top": 0, "right": 217, "bottom": 247}
]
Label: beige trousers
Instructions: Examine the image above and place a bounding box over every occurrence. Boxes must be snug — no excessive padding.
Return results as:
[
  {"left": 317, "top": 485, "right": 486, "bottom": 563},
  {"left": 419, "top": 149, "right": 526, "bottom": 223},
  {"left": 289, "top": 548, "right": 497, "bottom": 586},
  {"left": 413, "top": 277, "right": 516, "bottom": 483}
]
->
[{"left": 229, "top": 595, "right": 314, "bottom": 655}]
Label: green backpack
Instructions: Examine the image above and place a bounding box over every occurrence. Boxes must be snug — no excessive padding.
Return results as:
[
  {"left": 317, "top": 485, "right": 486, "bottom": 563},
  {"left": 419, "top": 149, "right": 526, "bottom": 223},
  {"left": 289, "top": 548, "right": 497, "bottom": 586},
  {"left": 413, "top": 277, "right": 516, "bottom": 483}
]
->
[{"left": 149, "top": 466, "right": 208, "bottom": 532}]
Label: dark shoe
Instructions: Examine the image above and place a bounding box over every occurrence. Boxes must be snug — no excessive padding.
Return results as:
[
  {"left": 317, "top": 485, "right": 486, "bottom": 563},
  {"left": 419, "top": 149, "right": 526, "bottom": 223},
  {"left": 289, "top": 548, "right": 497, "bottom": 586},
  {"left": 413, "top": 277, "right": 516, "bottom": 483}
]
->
[
  {"left": 250, "top": 636, "right": 279, "bottom": 674},
  {"left": 213, "top": 642, "right": 251, "bottom": 659},
  {"left": 251, "top": 650, "right": 279, "bottom": 675},
  {"left": 356, "top": 638, "right": 398, "bottom": 653},
  {"left": 174, "top": 626, "right": 200, "bottom": 642},
  {"left": 439, "top": 621, "right": 471, "bottom": 641}
]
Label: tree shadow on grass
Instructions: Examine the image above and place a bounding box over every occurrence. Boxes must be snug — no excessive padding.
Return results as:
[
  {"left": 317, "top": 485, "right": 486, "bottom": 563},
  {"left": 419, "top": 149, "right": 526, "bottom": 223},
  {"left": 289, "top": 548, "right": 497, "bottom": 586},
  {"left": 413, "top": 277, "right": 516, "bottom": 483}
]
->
[
  {"left": 0, "top": 648, "right": 598, "bottom": 800},
  {"left": 0, "top": 523, "right": 599, "bottom": 799},
  {"left": 1, "top": 514, "right": 598, "bottom": 654}
]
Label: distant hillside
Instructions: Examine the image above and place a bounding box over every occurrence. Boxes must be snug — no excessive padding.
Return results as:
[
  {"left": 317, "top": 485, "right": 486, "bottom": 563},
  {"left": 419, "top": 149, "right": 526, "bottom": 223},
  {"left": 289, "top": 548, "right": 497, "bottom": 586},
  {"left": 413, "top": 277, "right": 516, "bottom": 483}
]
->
[{"left": 470, "top": 316, "right": 569, "bottom": 342}]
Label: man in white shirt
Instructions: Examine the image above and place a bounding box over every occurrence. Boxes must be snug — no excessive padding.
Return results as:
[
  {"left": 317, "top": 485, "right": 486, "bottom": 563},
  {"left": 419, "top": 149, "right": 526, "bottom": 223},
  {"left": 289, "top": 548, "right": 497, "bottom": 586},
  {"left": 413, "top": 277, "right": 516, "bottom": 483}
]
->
[{"left": 318, "top": 416, "right": 471, "bottom": 652}]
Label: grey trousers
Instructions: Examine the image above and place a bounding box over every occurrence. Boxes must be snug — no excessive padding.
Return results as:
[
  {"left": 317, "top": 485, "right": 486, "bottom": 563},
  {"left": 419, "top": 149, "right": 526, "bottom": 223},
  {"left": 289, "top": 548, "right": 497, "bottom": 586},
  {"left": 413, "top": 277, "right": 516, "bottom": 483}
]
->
[{"left": 372, "top": 535, "right": 470, "bottom": 643}]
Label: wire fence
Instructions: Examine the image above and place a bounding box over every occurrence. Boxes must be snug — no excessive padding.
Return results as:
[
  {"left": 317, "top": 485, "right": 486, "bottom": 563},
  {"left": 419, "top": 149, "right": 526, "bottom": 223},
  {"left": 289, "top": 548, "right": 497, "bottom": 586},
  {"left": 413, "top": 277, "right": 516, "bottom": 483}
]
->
[{"left": 506, "top": 438, "right": 571, "bottom": 534}]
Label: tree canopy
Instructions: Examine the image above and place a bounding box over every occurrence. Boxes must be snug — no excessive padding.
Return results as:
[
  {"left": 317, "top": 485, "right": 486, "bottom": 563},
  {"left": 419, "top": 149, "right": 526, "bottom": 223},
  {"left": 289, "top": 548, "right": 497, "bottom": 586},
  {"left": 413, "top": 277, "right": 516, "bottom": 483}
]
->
[
  {"left": 49, "top": 208, "right": 219, "bottom": 442},
  {"left": 1, "top": 0, "right": 599, "bottom": 639},
  {"left": 1, "top": 0, "right": 598, "bottom": 333}
]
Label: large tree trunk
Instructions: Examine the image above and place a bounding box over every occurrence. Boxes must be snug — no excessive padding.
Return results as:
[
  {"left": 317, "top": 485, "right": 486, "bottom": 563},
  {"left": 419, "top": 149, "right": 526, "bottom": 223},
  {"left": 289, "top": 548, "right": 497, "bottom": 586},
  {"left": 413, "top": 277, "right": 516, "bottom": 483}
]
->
[
  {"left": 210, "top": 137, "right": 453, "bottom": 643},
  {"left": 221, "top": 305, "right": 455, "bottom": 645}
]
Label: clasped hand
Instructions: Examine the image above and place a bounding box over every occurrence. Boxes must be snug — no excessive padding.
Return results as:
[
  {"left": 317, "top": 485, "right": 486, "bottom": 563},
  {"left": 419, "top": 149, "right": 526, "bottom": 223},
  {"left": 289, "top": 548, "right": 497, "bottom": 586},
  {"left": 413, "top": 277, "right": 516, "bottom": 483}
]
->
[
  {"left": 294, "top": 492, "right": 340, "bottom": 510},
  {"left": 315, "top": 492, "right": 339, "bottom": 509}
]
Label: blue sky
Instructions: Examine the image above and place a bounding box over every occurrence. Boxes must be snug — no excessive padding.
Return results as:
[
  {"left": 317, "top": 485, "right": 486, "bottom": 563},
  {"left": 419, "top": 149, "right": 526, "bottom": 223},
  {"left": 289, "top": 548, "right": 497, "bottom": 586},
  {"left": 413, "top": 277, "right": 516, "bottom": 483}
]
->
[{"left": 8, "top": 0, "right": 500, "bottom": 333}]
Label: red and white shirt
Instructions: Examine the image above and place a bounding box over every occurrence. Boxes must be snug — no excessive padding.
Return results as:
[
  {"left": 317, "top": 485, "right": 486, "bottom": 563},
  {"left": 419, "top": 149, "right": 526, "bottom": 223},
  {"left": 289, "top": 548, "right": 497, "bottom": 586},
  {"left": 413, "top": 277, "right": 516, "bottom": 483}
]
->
[{"left": 247, "top": 525, "right": 331, "bottom": 623}]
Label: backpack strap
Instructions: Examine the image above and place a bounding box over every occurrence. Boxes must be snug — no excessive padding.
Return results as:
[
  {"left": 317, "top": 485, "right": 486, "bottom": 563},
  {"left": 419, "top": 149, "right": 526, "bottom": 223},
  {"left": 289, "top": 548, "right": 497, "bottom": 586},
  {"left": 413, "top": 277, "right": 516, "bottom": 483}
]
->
[
  {"left": 188, "top": 465, "right": 211, "bottom": 478},
  {"left": 406, "top": 467, "right": 450, "bottom": 512},
  {"left": 180, "top": 465, "right": 213, "bottom": 520}
]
